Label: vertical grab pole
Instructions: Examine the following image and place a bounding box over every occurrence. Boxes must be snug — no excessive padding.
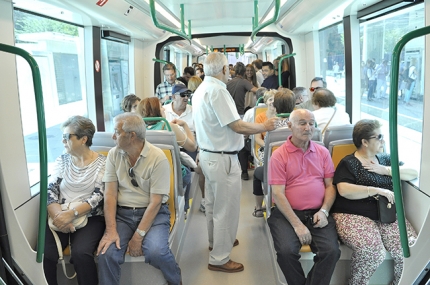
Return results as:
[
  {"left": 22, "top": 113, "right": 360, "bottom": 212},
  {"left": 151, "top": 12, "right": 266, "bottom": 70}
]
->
[
  {"left": 277, "top": 53, "right": 296, "bottom": 87},
  {"left": 0, "top": 43, "right": 48, "bottom": 263},
  {"left": 388, "top": 25, "right": 430, "bottom": 258}
]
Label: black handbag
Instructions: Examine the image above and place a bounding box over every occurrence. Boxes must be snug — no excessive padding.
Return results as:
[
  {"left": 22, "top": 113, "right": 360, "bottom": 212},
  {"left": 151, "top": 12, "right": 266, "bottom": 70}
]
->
[{"left": 375, "top": 195, "right": 396, "bottom": 223}]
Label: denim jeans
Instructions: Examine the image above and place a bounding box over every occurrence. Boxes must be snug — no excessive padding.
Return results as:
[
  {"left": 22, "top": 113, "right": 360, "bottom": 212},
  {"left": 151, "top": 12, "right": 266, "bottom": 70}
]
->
[
  {"left": 268, "top": 207, "right": 340, "bottom": 285},
  {"left": 404, "top": 80, "right": 416, "bottom": 103},
  {"left": 98, "top": 205, "right": 181, "bottom": 285}
]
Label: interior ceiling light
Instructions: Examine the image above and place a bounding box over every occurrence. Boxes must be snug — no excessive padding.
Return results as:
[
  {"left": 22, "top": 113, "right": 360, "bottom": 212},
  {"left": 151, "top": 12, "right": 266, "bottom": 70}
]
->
[{"left": 261, "top": 0, "right": 288, "bottom": 23}]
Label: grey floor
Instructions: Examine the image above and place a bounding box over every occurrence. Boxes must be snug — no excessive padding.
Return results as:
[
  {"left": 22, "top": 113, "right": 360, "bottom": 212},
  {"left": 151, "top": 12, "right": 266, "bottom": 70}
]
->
[{"left": 178, "top": 170, "right": 277, "bottom": 285}]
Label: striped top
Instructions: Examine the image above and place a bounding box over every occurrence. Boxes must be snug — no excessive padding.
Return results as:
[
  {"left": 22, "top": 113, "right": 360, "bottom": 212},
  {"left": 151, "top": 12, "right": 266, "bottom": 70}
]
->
[{"left": 47, "top": 153, "right": 106, "bottom": 217}]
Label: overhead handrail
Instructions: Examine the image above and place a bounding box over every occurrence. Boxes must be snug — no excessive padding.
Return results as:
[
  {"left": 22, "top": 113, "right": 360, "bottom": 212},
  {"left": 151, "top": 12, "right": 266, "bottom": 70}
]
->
[
  {"left": 149, "top": 0, "right": 192, "bottom": 44},
  {"left": 388, "top": 25, "right": 430, "bottom": 258},
  {"left": 276, "top": 113, "right": 290, "bottom": 118},
  {"left": 278, "top": 53, "right": 296, "bottom": 87},
  {"left": 152, "top": 58, "right": 181, "bottom": 77},
  {"left": 250, "top": 0, "right": 280, "bottom": 41},
  {"left": 143, "top": 117, "right": 172, "bottom": 131},
  {"left": 0, "top": 43, "right": 48, "bottom": 263}
]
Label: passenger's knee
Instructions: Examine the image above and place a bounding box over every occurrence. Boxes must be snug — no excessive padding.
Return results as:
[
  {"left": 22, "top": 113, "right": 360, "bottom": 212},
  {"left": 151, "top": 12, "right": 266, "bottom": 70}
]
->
[
  {"left": 277, "top": 242, "right": 299, "bottom": 260},
  {"left": 144, "top": 243, "right": 169, "bottom": 265}
]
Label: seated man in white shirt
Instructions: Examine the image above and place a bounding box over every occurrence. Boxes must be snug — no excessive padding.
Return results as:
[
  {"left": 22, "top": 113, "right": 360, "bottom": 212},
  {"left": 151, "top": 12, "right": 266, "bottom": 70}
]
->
[{"left": 164, "top": 84, "right": 194, "bottom": 132}]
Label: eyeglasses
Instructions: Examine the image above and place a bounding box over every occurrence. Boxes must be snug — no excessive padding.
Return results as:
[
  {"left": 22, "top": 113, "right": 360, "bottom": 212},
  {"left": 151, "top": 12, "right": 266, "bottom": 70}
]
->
[
  {"left": 128, "top": 168, "right": 139, "bottom": 187},
  {"left": 309, "top": 86, "right": 322, "bottom": 92},
  {"left": 368, "top": 134, "right": 384, "bottom": 141},
  {"left": 62, "top": 133, "right": 78, "bottom": 140},
  {"left": 179, "top": 91, "right": 192, "bottom": 97}
]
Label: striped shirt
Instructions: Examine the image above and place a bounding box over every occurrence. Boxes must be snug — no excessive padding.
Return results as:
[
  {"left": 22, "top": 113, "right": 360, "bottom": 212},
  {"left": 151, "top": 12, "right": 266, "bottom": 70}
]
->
[
  {"left": 47, "top": 153, "right": 106, "bottom": 217},
  {"left": 155, "top": 80, "right": 185, "bottom": 99}
]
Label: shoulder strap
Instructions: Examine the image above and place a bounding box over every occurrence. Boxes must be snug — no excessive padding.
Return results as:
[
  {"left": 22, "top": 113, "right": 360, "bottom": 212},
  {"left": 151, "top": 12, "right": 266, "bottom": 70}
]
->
[
  {"left": 50, "top": 228, "right": 77, "bottom": 279},
  {"left": 321, "top": 107, "right": 337, "bottom": 135}
]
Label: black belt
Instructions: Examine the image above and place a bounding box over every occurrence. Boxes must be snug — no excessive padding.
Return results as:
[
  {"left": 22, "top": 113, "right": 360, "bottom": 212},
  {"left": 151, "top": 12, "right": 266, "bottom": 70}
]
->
[
  {"left": 118, "top": 203, "right": 166, "bottom": 210},
  {"left": 201, "top": 149, "right": 239, "bottom": 155}
]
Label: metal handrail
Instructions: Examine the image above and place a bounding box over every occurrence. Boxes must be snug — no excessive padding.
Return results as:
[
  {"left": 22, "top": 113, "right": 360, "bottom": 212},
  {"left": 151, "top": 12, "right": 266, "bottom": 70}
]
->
[
  {"left": 143, "top": 117, "right": 172, "bottom": 131},
  {"left": 388, "top": 25, "right": 430, "bottom": 258},
  {"left": 277, "top": 53, "right": 296, "bottom": 87},
  {"left": 149, "top": 0, "right": 191, "bottom": 44},
  {"left": 152, "top": 58, "right": 181, "bottom": 77},
  {"left": 250, "top": 0, "right": 280, "bottom": 41},
  {"left": 276, "top": 113, "right": 290, "bottom": 118},
  {"left": 256, "top": 96, "right": 265, "bottom": 105},
  {"left": 0, "top": 43, "right": 48, "bottom": 263}
]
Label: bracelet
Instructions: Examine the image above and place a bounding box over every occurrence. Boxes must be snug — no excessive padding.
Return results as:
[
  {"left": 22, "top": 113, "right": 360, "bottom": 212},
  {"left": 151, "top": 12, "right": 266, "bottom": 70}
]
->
[{"left": 320, "top": 208, "right": 329, "bottom": 218}]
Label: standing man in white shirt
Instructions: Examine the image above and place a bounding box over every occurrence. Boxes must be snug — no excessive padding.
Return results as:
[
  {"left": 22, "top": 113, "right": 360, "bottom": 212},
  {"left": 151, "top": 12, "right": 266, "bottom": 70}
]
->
[
  {"left": 252, "top": 59, "right": 264, "bottom": 87},
  {"left": 193, "top": 52, "right": 278, "bottom": 273}
]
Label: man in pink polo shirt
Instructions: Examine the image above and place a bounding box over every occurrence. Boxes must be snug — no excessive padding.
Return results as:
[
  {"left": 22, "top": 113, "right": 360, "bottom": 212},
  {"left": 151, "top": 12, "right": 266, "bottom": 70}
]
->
[{"left": 267, "top": 109, "right": 340, "bottom": 285}]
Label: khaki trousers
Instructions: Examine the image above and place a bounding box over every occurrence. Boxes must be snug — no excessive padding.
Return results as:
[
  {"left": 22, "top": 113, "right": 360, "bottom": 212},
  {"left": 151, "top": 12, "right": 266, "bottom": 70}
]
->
[{"left": 199, "top": 151, "right": 242, "bottom": 265}]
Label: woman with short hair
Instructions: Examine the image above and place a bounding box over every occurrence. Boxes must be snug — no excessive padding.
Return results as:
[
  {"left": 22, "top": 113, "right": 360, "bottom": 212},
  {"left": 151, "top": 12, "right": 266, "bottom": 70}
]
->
[
  {"left": 331, "top": 119, "right": 418, "bottom": 285},
  {"left": 121, "top": 94, "right": 141, "bottom": 112},
  {"left": 44, "top": 116, "right": 106, "bottom": 285}
]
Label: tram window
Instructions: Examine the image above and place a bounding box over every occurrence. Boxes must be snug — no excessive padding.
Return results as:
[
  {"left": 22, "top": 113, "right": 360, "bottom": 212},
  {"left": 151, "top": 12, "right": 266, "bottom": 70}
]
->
[
  {"left": 14, "top": 9, "right": 87, "bottom": 191},
  {"left": 359, "top": 3, "right": 425, "bottom": 186},
  {"left": 318, "top": 23, "right": 345, "bottom": 112},
  {"left": 101, "top": 39, "right": 130, "bottom": 131}
]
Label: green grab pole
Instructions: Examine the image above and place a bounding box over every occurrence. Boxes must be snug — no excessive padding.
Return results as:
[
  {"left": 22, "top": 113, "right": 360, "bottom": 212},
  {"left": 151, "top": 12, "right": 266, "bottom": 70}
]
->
[
  {"left": 256, "top": 96, "right": 265, "bottom": 105},
  {"left": 254, "top": 0, "right": 259, "bottom": 29},
  {"left": 224, "top": 45, "right": 226, "bottom": 55},
  {"left": 188, "top": 20, "right": 192, "bottom": 39},
  {"left": 142, "top": 117, "right": 172, "bottom": 131},
  {"left": 278, "top": 53, "right": 296, "bottom": 87},
  {"left": 180, "top": 4, "right": 185, "bottom": 34},
  {"left": 276, "top": 113, "right": 290, "bottom": 118},
  {"left": 0, "top": 43, "right": 48, "bottom": 263},
  {"left": 149, "top": 0, "right": 191, "bottom": 44},
  {"left": 251, "top": 0, "right": 280, "bottom": 41},
  {"left": 388, "top": 25, "right": 430, "bottom": 258},
  {"left": 152, "top": 58, "right": 181, "bottom": 77}
]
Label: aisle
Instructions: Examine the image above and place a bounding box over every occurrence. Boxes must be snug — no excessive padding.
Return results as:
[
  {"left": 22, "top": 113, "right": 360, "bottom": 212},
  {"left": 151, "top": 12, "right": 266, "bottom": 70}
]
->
[{"left": 178, "top": 170, "right": 277, "bottom": 285}]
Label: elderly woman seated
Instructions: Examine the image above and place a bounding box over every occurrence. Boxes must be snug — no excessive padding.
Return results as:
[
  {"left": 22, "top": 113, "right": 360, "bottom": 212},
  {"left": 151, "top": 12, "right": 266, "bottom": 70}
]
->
[
  {"left": 331, "top": 119, "right": 418, "bottom": 285},
  {"left": 311, "top": 88, "right": 350, "bottom": 133},
  {"left": 44, "top": 116, "right": 106, "bottom": 285},
  {"left": 252, "top": 88, "right": 296, "bottom": 217}
]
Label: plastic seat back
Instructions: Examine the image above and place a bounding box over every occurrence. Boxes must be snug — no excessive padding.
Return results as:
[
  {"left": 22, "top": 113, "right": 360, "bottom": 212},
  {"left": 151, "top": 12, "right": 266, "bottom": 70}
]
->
[
  {"left": 329, "top": 139, "right": 356, "bottom": 168},
  {"left": 323, "top": 124, "right": 354, "bottom": 148},
  {"left": 93, "top": 132, "right": 115, "bottom": 148}
]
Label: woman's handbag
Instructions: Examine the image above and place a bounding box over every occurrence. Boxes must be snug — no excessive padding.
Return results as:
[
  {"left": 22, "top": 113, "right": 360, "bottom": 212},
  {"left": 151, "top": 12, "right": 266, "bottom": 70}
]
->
[
  {"left": 48, "top": 201, "right": 88, "bottom": 279},
  {"left": 374, "top": 195, "right": 396, "bottom": 223}
]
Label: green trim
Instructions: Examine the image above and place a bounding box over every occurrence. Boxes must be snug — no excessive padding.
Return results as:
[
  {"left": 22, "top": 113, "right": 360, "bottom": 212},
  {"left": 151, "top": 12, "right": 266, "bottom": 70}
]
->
[
  {"left": 143, "top": 117, "right": 172, "bottom": 131},
  {"left": 251, "top": 0, "right": 280, "bottom": 41},
  {"left": 277, "top": 53, "right": 296, "bottom": 87},
  {"left": 0, "top": 43, "right": 48, "bottom": 263},
  {"left": 389, "top": 25, "right": 430, "bottom": 258}
]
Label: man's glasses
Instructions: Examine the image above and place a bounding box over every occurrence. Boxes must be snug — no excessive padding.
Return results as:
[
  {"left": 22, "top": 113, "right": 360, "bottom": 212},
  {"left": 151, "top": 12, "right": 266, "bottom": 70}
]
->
[
  {"left": 62, "top": 133, "right": 78, "bottom": 141},
  {"left": 128, "top": 168, "right": 139, "bottom": 187},
  {"left": 368, "top": 134, "right": 384, "bottom": 141},
  {"left": 309, "top": 86, "right": 322, "bottom": 92},
  {"left": 179, "top": 91, "right": 192, "bottom": 97}
]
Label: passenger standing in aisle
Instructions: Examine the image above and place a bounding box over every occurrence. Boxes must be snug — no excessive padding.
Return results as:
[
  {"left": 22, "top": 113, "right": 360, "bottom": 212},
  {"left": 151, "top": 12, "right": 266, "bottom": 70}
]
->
[
  {"left": 155, "top": 63, "right": 185, "bottom": 104},
  {"left": 193, "top": 52, "right": 278, "bottom": 273}
]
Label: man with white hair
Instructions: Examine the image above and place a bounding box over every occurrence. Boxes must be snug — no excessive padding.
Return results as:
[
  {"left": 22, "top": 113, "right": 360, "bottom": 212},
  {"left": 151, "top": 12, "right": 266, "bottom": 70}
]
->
[{"left": 193, "top": 53, "right": 278, "bottom": 273}]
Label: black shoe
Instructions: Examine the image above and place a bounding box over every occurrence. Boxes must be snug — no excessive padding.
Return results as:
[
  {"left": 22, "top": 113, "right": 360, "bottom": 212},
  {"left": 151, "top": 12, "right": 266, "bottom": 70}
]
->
[{"left": 241, "top": 173, "right": 249, "bottom": 180}]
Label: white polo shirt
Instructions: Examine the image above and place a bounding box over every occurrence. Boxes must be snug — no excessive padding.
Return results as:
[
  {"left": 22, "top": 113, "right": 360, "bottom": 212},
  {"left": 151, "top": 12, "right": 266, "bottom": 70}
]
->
[
  {"left": 164, "top": 103, "right": 195, "bottom": 132},
  {"left": 192, "top": 76, "right": 244, "bottom": 152}
]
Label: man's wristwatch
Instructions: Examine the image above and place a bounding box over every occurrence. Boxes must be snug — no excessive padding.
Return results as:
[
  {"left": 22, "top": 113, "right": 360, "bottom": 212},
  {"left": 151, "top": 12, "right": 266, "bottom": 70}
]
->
[
  {"left": 136, "top": 228, "right": 146, "bottom": 238},
  {"left": 72, "top": 207, "right": 79, "bottom": 217},
  {"left": 320, "top": 208, "right": 329, "bottom": 218}
]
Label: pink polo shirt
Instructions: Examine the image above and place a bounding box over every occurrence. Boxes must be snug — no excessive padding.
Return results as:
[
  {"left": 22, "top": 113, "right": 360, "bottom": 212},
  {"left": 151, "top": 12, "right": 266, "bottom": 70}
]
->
[{"left": 268, "top": 136, "right": 334, "bottom": 210}]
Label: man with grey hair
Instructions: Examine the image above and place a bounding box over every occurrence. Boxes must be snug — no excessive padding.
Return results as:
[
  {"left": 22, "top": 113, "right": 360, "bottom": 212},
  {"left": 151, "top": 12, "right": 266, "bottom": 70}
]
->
[
  {"left": 97, "top": 113, "right": 182, "bottom": 285},
  {"left": 296, "top": 77, "right": 327, "bottom": 111},
  {"left": 292, "top": 87, "right": 308, "bottom": 105},
  {"left": 193, "top": 53, "right": 278, "bottom": 273}
]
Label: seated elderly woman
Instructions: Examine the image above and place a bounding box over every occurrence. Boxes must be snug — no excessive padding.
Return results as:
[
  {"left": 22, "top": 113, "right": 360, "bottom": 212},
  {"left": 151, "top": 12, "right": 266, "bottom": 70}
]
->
[
  {"left": 121, "top": 94, "right": 141, "bottom": 113},
  {"left": 44, "top": 116, "right": 106, "bottom": 285},
  {"left": 311, "top": 88, "right": 350, "bottom": 132},
  {"left": 252, "top": 88, "right": 296, "bottom": 217},
  {"left": 331, "top": 119, "right": 418, "bottom": 285}
]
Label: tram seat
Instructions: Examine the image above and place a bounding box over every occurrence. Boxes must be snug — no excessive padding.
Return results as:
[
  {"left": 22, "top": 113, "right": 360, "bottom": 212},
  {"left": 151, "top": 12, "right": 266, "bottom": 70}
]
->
[
  {"left": 329, "top": 139, "right": 356, "bottom": 168},
  {"left": 252, "top": 105, "right": 267, "bottom": 166},
  {"left": 91, "top": 145, "right": 111, "bottom": 157},
  {"left": 323, "top": 124, "right": 354, "bottom": 148},
  {"left": 92, "top": 132, "right": 116, "bottom": 148}
]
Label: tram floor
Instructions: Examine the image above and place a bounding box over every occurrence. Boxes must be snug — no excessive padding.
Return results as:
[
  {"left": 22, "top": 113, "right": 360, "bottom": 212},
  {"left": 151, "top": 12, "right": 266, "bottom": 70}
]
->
[{"left": 178, "top": 169, "right": 277, "bottom": 285}]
